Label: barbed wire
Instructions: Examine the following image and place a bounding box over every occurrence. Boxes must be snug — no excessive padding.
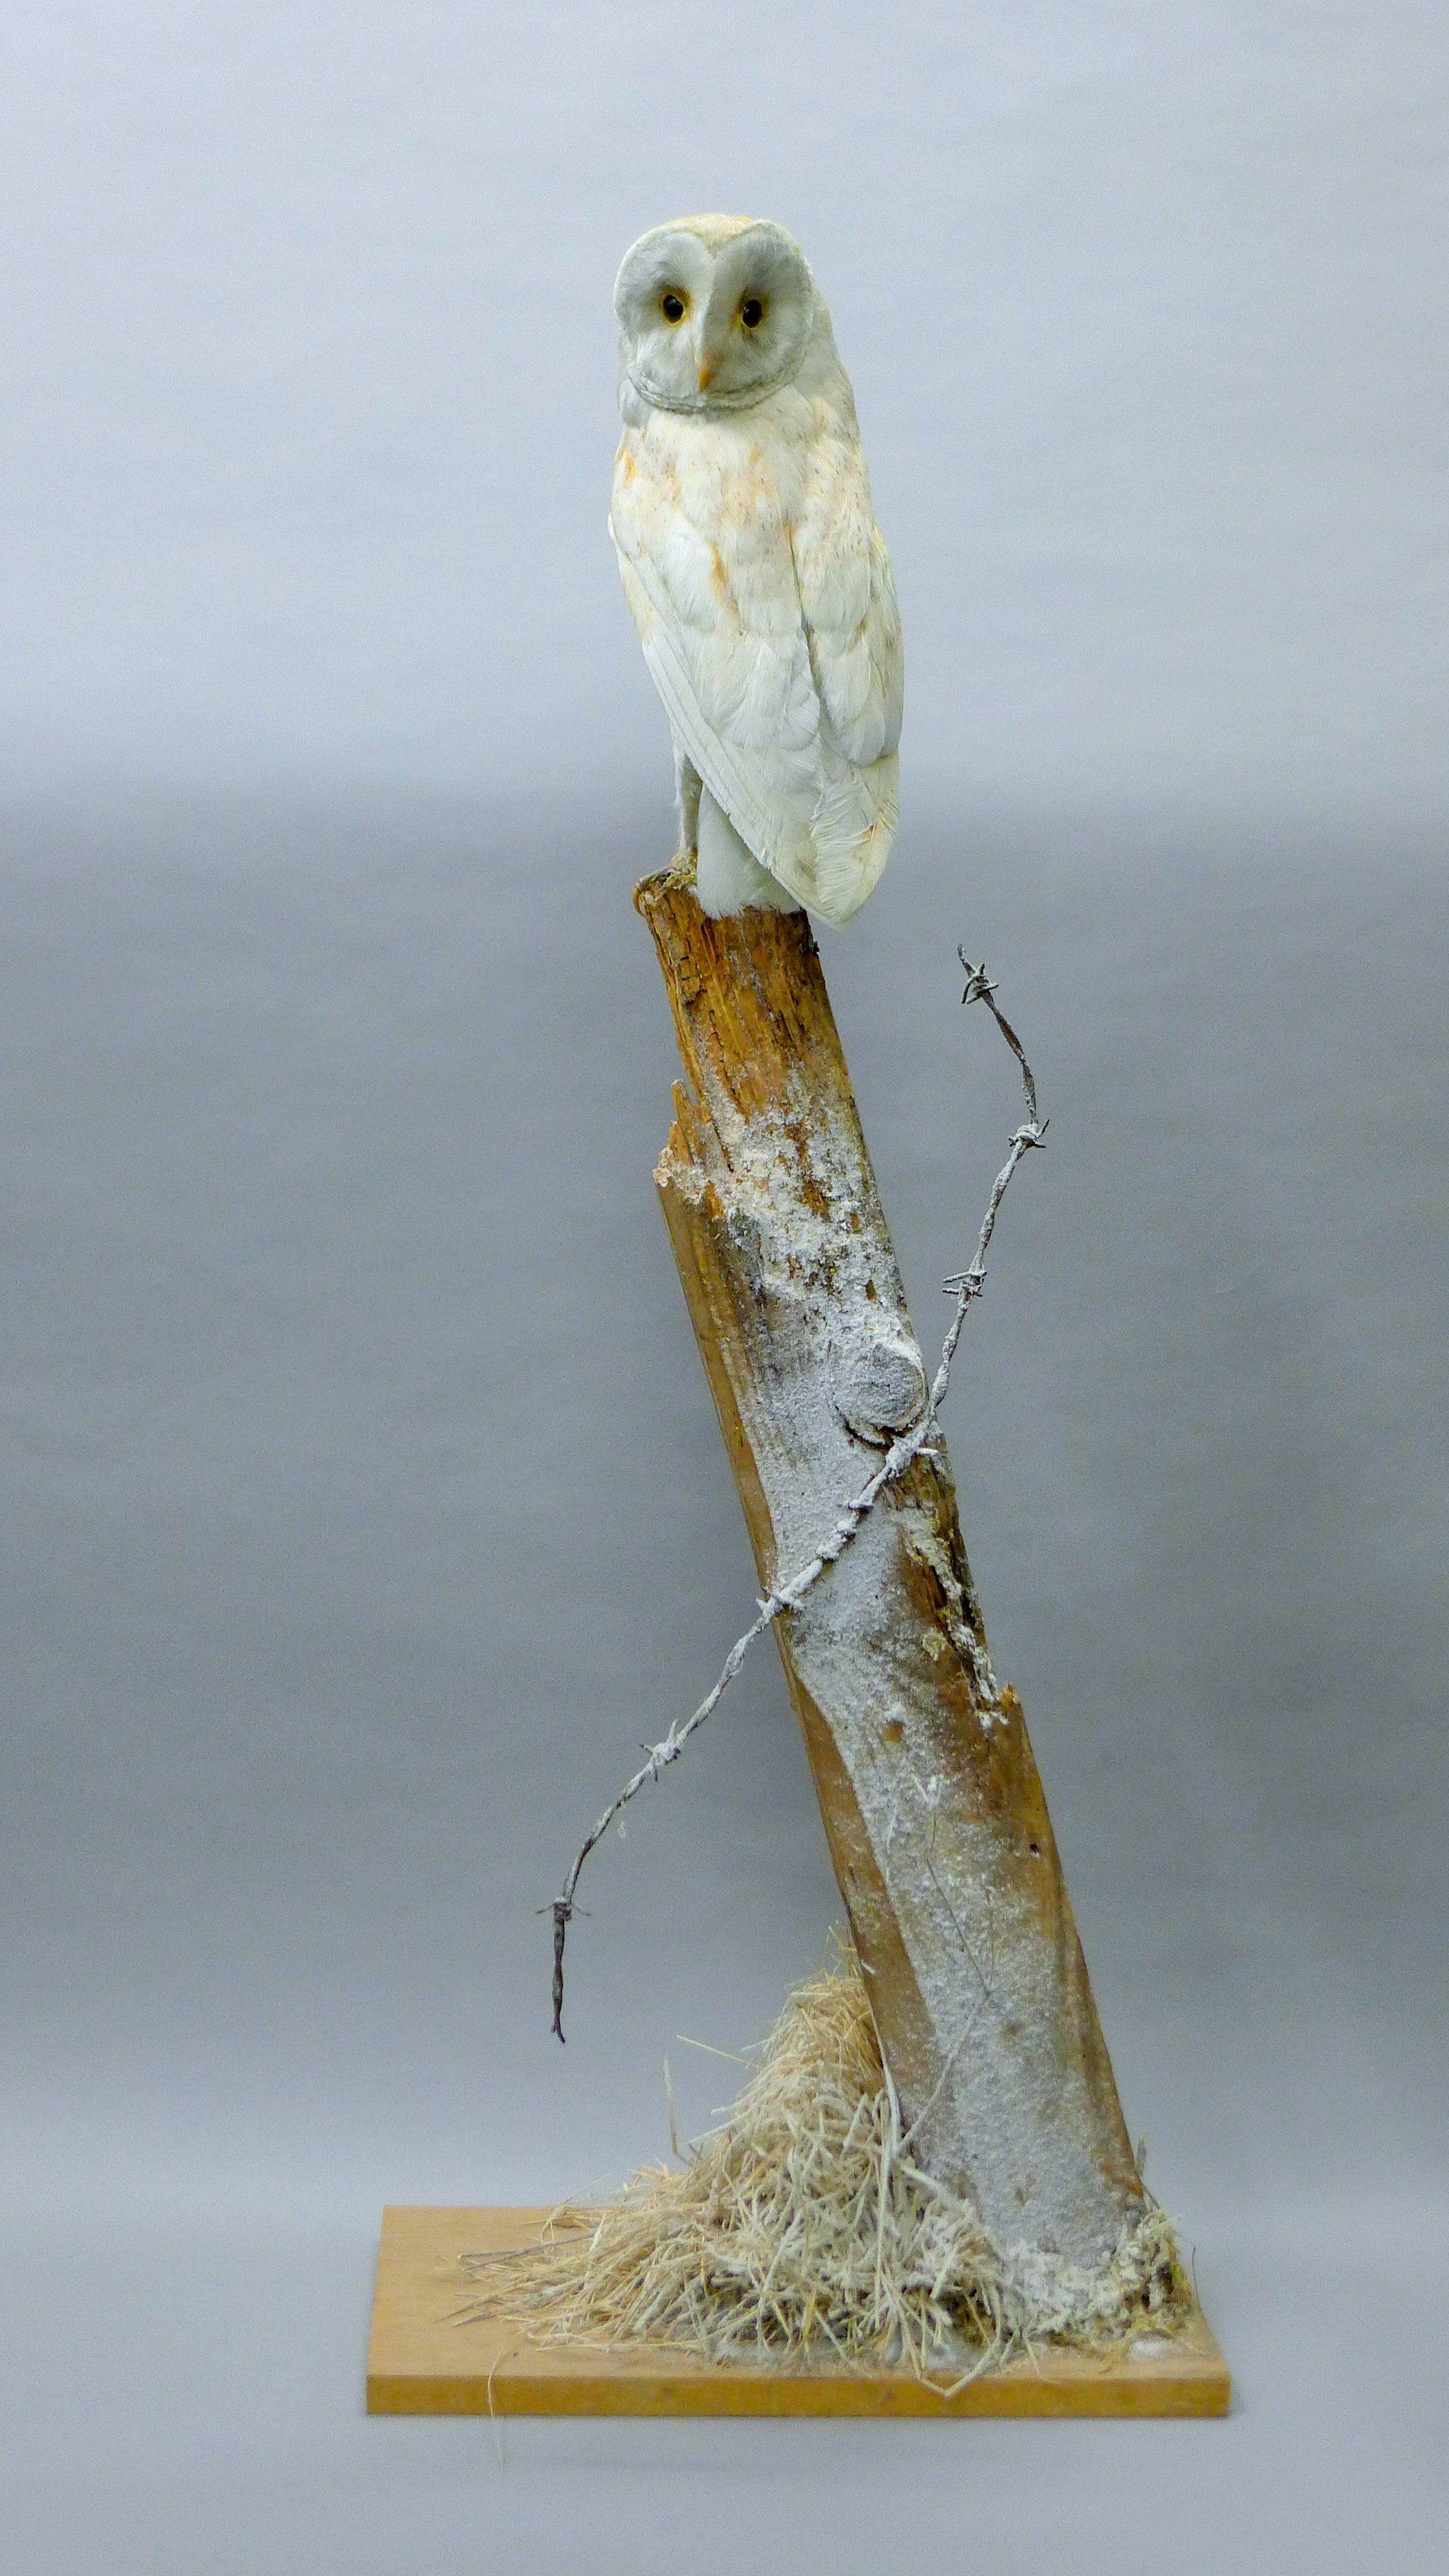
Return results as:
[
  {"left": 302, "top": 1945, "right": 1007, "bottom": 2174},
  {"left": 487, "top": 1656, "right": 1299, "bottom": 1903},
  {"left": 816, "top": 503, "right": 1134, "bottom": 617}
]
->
[{"left": 543, "top": 947, "right": 1045, "bottom": 2040}]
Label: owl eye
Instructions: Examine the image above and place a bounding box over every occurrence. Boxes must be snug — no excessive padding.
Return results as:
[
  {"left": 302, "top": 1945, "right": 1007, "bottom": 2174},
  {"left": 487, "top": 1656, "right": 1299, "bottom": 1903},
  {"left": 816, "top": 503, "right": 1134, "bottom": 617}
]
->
[
  {"left": 740, "top": 297, "right": 765, "bottom": 329},
  {"left": 660, "top": 291, "right": 687, "bottom": 324}
]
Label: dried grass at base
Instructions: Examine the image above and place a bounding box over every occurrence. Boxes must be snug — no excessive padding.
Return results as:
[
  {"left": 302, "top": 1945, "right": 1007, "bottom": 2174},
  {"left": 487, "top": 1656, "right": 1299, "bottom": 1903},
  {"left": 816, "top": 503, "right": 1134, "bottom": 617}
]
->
[{"left": 456, "top": 1950, "right": 1191, "bottom": 2383}]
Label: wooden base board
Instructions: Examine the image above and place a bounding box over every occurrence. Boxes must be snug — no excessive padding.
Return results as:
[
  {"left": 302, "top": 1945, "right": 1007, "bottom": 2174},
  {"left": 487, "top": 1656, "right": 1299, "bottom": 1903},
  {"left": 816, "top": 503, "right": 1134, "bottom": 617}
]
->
[{"left": 367, "top": 2206, "right": 1231, "bottom": 2420}]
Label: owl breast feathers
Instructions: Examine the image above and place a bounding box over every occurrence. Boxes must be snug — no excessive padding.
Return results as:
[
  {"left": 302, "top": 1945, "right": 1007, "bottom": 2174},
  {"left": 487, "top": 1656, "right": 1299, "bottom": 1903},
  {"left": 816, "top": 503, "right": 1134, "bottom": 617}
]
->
[{"left": 610, "top": 216, "right": 903, "bottom": 927}]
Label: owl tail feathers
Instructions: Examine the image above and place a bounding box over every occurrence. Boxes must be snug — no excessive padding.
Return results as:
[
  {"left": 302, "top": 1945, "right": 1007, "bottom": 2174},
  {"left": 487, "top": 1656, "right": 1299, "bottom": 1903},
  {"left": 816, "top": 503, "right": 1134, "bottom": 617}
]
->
[{"left": 802, "top": 752, "right": 898, "bottom": 928}]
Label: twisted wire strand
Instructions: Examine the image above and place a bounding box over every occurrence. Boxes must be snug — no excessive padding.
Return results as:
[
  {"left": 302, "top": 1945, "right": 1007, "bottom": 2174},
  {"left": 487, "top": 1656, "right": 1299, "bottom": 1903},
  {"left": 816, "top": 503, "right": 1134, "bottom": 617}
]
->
[{"left": 544, "top": 948, "right": 1045, "bottom": 2039}]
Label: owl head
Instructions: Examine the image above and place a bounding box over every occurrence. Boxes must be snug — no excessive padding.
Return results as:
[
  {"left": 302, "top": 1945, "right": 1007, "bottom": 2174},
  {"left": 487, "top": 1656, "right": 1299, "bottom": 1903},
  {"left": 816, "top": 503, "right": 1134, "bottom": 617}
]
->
[{"left": 614, "top": 215, "right": 817, "bottom": 417}]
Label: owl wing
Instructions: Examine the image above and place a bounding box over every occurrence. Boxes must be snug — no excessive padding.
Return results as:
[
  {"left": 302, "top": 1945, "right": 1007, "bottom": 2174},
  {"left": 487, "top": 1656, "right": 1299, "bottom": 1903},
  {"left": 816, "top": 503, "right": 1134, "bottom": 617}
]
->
[
  {"left": 789, "top": 402, "right": 903, "bottom": 921},
  {"left": 610, "top": 405, "right": 901, "bottom": 926}
]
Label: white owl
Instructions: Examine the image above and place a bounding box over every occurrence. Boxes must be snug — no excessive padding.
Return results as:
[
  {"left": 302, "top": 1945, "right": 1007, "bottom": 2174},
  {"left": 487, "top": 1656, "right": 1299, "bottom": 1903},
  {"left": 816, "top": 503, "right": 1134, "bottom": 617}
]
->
[{"left": 610, "top": 216, "right": 903, "bottom": 924}]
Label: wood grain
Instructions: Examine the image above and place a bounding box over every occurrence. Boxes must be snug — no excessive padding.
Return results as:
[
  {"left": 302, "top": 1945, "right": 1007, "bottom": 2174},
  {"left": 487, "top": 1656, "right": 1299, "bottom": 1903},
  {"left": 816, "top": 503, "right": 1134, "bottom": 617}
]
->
[
  {"left": 636, "top": 870, "right": 1144, "bottom": 2268},
  {"left": 366, "top": 2208, "right": 1231, "bottom": 2419}
]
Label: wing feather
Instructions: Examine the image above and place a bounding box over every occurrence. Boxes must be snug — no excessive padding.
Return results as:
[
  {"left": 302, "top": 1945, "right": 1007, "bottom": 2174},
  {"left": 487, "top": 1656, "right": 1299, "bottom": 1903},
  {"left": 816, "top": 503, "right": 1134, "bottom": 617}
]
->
[{"left": 611, "top": 387, "right": 902, "bottom": 927}]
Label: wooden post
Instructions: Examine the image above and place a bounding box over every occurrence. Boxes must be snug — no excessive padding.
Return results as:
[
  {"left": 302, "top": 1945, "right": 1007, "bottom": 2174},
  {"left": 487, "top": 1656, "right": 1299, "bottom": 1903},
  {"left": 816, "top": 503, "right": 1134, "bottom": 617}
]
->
[{"left": 638, "top": 867, "right": 1144, "bottom": 2268}]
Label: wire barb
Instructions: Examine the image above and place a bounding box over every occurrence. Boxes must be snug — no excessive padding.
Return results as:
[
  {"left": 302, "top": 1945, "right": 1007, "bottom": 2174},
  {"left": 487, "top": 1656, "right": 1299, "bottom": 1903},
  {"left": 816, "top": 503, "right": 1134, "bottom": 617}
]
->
[{"left": 543, "top": 942, "right": 1045, "bottom": 2038}]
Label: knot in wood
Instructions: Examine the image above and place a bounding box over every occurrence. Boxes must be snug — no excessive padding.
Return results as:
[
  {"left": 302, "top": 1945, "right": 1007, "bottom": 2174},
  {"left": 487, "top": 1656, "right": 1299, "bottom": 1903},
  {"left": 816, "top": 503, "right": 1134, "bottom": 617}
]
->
[{"left": 830, "top": 1323, "right": 927, "bottom": 1446}]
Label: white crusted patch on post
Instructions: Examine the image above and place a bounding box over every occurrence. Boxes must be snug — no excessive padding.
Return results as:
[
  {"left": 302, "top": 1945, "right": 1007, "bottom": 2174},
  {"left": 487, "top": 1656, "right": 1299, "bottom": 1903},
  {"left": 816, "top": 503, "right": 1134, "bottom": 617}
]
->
[{"left": 831, "top": 1323, "right": 927, "bottom": 1445}]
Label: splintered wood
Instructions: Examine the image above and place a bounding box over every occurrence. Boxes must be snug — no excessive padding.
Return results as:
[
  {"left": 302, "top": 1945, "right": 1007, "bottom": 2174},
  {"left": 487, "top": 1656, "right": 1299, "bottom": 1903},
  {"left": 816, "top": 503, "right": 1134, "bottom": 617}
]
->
[{"left": 638, "top": 869, "right": 1143, "bottom": 2269}]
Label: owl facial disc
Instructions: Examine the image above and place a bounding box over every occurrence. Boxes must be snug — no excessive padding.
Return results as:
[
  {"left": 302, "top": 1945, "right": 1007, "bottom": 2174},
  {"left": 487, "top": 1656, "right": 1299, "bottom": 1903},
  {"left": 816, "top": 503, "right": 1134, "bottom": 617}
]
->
[{"left": 614, "top": 218, "right": 815, "bottom": 416}]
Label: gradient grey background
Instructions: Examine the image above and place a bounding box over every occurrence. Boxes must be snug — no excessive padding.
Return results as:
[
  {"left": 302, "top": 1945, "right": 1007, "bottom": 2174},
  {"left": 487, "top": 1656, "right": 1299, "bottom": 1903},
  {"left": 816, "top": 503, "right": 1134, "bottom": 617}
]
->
[{"left": 3, "top": 5, "right": 1446, "bottom": 2569}]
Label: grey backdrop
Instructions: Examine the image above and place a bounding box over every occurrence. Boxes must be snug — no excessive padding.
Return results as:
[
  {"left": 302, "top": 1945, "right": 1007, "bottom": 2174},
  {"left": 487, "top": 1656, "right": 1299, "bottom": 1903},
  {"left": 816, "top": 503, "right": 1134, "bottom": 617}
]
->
[{"left": 3, "top": 6, "right": 1446, "bottom": 2571}]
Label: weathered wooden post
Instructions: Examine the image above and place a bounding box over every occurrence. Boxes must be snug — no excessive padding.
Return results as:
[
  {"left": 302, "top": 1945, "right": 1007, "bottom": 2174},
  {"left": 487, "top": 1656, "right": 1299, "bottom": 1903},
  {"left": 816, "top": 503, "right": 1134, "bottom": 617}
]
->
[
  {"left": 361, "top": 867, "right": 1231, "bottom": 2421},
  {"left": 638, "top": 867, "right": 1143, "bottom": 2270}
]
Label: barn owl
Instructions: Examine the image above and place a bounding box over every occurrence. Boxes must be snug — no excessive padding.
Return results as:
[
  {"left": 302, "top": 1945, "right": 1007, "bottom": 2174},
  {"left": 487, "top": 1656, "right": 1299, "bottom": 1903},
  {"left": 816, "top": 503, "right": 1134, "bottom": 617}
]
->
[{"left": 610, "top": 216, "right": 903, "bottom": 924}]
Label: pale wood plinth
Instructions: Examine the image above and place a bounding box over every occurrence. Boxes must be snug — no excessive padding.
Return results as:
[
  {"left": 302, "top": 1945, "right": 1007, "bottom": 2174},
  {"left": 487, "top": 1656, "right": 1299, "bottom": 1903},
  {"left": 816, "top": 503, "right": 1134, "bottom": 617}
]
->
[{"left": 366, "top": 2207, "right": 1231, "bottom": 2420}]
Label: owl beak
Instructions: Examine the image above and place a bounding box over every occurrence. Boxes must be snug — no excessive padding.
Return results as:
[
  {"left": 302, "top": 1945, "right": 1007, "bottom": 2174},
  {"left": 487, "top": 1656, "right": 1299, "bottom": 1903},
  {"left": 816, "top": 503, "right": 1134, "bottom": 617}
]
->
[{"left": 697, "top": 354, "right": 717, "bottom": 392}]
